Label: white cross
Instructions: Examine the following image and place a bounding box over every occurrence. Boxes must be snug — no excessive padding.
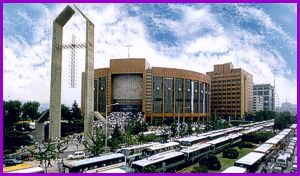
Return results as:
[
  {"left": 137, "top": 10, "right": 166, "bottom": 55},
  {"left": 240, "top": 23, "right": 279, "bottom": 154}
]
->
[{"left": 125, "top": 43, "right": 132, "bottom": 58}]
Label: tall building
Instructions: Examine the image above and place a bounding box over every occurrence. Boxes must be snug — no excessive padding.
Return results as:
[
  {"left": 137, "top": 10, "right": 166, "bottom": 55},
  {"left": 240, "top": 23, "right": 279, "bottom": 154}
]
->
[
  {"left": 82, "top": 58, "right": 211, "bottom": 124},
  {"left": 253, "top": 84, "right": 275, "bottom": 111},
  {"left": 252, "top": 95, "right": 264, "bottom": 112},
  {"left": 279, "top": 102, "right": 297, "bottom": 115},
  {"left": 206, "top": 63, "right": 253, "bottom": 119}
]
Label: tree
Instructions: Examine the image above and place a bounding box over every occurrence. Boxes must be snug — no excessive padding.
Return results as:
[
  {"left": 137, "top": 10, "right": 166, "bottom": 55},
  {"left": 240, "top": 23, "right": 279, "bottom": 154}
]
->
[
  {"left": 222, "top": 148, "right": 239, "bottom": 159},
  {"left": 138, "top": 133, "right": 146, "bottom": 144},
  {"left": 132, "top": 121, "right": 142, "bottom": 135},
  {"left": 274, "top": 111, "right": 296, "bottom": 130},
  {"left": 160, "top": 126, "right": 170, "bottom": 142},
  {"left": 28, "top": 139, "right": 67, "bottom": 173},
  {"left": 255, "top": 110, "right": 276, "bottom": 122},
  {"left": 199, "top": 154, "right": 221, "bottom": 170},
  {"left": 170, "top": 123, "right": 177, "bottom": 137},
  {"left": 84, "top": 128, "right": 105, "bottom": 157},
  {"left": 71, "top": 100, "right": 82, "bottom": 120},
  {"left": 4, "top": 100, "right": 22, "bottom": 127},
  {"left": 61, "top": 104, "right": 72, "bottom": 121},
  {"left": 187, "top": 119, "right": 193, "bottom": 136},
  {"left": 179, "top": 124, "right": 187, "bottom": 137},
  {"left": 210, "top": 112, "right": 218, "bottom": 130},
  {"left": 110, "top": 125, "right": 124, "bottom": 150},
  {"left": 21, "top": 101, "right": 40, "bottom": 120}
]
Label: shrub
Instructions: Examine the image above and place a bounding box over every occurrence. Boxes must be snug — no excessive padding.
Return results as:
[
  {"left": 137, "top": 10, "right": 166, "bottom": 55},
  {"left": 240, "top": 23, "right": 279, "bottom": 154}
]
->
[
  {"left": 199, "top": 154, "right": 221, "bottom": 170},
  {"left": 238, "top": 142, "right": 254, "bottom": 149},
  {"left": 222, "top": 148, "right": 239, "bottom": 159}
]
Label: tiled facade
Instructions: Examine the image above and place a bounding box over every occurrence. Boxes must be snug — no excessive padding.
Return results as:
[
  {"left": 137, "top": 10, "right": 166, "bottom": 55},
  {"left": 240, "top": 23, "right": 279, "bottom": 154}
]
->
[
  {"left": 206, "top": 63, "right": 253, "bottom": 119},
  {"left": 82, "top": 58, "right": 211, "bottom": 123}
]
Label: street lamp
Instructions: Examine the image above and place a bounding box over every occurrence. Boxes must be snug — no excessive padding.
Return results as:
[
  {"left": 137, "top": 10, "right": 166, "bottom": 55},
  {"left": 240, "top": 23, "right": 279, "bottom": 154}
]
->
[{"left": 105, "top": 103, "right": 119, "bottom": 150}]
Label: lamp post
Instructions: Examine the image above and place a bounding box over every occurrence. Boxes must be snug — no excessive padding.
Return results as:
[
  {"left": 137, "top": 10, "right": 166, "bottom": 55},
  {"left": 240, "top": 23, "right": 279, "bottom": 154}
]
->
[{"left": 105, "top": 103, "right": 119, "bottom": 150}]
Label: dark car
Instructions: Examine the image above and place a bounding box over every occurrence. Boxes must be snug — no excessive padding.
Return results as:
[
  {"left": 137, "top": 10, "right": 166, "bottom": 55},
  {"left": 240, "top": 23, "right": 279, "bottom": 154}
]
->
[{"left": 4, "top": 159, "right": 23, "bottom": 167}]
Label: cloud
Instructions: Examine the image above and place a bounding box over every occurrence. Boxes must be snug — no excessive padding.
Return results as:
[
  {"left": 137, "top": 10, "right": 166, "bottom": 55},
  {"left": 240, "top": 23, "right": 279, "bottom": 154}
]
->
[{"left": 3, "top": 3, "right": 297, "bottom": 107}]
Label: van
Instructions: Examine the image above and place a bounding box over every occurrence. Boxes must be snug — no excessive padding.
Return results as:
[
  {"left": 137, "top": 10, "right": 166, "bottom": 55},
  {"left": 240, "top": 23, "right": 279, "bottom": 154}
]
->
[
  {"left": 67, "top": 151, "right": 85, "bottom": 160},
  {"left": 276, "top": 154, "right": 288, "bottom": 169}
]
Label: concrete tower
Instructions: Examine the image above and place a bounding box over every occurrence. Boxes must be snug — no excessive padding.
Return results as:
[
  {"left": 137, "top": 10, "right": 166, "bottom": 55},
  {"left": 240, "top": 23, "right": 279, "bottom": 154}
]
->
[{"left": 49, "top": 5, "right": 94, "bottom": 140}]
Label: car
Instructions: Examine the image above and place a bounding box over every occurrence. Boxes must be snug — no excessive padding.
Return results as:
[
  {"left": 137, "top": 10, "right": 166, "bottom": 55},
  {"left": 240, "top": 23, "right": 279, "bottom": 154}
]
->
[
  {"left": 4, "top": 159, "right": 23, "bottom": 167},
  {"left": 272, "top": 166, "right": 283, "bottom": 173},
  {"left": 67, "top": 151, "right": 85, "bottom": 160},
  {"left": 286, "top": 149, "right": 293, "bottom": 155},
  {"left": 290, "top": 164, "right": 297, "bottom": 173}
]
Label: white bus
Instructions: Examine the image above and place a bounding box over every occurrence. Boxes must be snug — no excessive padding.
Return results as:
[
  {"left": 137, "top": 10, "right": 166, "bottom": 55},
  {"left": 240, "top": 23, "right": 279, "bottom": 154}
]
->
[
  {"left": 63, "top": 153, "right": 125, "bottom": 173},
  {"left": 131, "top": 151, "right": 185, "bottom": 173},
  {"left": 144, "top": 142, "right": 180, "bottom": 156},
  {"left": 174, "top": 135, "right": 208, "bottom": 146},
  {"left": 222, "top": 166, "right": 247, "bottom": 173},
  {"left": 254, "top": 143, "right": 275, "bottom": 160},
  {"left": 234, "top": 152, "right": 265, "bottom": 173},
  {"left": 180, "top": 143, "right": 211, "bottom": 163},
  {"left": 8, "top": 167, "right": 44, "bottom": 173},
  {"left": 117, "top": 143, "right": 158, "bottom": 162}
]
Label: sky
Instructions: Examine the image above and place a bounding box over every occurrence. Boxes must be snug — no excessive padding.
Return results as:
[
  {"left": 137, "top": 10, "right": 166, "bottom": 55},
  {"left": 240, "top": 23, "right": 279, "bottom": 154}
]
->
[{"left": 3, "top": 3, "right": 297, "bottom": 107}]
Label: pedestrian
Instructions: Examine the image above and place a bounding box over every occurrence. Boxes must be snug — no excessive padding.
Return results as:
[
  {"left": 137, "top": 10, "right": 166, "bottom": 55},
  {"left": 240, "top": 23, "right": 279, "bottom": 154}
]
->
[
  {"left": 76, "top": 142, "right": 79, "bottom": 149},
  {"left": 47, "top": 159, "right": 53, "bottom": 167}
]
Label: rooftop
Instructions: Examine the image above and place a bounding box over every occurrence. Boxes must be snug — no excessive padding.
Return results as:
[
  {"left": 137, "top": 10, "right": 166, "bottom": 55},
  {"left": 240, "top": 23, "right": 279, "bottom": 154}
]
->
[
  {"left": 132, "top": 151, "right": 183, "bottom": 167},
  {"left": 222, "top": 166, "right": 247, "bottom": 173},
  {"left": 235, "top": 152, "right": 265, "bottom": 166}
]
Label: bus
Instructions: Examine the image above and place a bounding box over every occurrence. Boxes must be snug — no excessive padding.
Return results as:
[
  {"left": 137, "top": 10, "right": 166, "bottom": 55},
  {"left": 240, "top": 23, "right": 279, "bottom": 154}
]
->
[
  {"left": 7, "top": 167, "right": 44, "bottom": 173},
  {"left": 180, "top": 143, "right": 211, "bottom": 163},
  {"left": 174, "top": 135, "right": 208, "bottom": 146},
  {"left": 254, "top": 143, "right": 275, "bottom": 161},
  {"left": 117, "top": 143, "right": 159, "bottom": 162},
  {"left": 144, "top": 142, "right": 180, "bottom": 156},
  {"left": 131, "top": 151, "right": 185, "bottom": 173},
  {"left": 222, "top": 166, "right": 247, "bottom": 173},
  {"left": 234, "top": 152, "right": 265, "bottom": 173},
  {"left": 63, "top": 153, "right": 125, "bottom": 173}
]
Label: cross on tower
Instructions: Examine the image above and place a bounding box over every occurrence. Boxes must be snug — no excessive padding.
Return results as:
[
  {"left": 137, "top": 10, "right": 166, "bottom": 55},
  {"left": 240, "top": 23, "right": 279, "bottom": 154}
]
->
[
  {"left": 125, "top": 43, "right": 132, "bottom": 58},
  {"left": 59, "top": 34, "right": 85, "bottom": 88}
]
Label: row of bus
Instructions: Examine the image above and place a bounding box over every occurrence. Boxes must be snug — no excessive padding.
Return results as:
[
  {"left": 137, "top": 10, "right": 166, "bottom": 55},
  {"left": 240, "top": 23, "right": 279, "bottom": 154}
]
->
[
  {"left": 222, "top": 124, "right": 296, "bottom": 173},
  {"left": 59, "top": 120, "right": 274, "bottom": 173},
  {"left": 9, "top": 120, "right": 274, "bottom": 173}
]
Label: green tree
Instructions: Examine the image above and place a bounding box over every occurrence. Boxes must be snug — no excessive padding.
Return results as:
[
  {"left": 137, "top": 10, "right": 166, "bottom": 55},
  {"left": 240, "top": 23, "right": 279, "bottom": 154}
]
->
[
  {"left": 210, "top": 112, "right": 218, "bottom": 130},
  {"left": 138, "top": 133, "right": 146, "bottom": 144},
  {"left": 170, "top": 123, "right": 177, "bottom": 137},
  {"left": 84, "top": 128, "right": 105, "bottom": 157},
  {"left": 71, "top": 100, "right": 82, "bottom": 120},
  {"left": 255, "top": 110, "right": 276, "bottom": 122},
  {"left": 132, "top": 121, "right": 142, "bottom": 135},
  {"left": 274, "top": 111, "right": 296, "bottom": 130},
  {"left": 21, "top": 101, "right": 40, "bottom": 120},
  {"left": 160, "top": 126, "right": 170, "bottom": 142},
  {"left": 4, "top": 100, "right": 22, "bottom": 127},
  {"left": 28, "top": 139, "right": 67, "bottom": 173},
  {"left": 61, "top": 104, "right": 72, "bottom": 121},
  {"left": 187, "top": 119, "right": 193, "bottom": 136},
  {"left": 179, "top": 124, "right": 187, "bottom": 137},
  {"left": 110, "top": 125, "right": 124, "bottom": 150}
]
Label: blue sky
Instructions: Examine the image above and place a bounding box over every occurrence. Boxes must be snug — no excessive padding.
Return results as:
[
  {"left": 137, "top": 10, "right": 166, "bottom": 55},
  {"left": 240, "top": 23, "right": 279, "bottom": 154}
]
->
[{"left": 3, "top": 3, "right": 297, "bottom": 106}]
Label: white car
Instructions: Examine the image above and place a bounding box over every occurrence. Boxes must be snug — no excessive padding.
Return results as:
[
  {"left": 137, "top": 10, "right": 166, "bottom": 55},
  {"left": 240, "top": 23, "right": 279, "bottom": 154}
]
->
[{"left": 67, "top": 151, "right": 85, "bottom": 160}]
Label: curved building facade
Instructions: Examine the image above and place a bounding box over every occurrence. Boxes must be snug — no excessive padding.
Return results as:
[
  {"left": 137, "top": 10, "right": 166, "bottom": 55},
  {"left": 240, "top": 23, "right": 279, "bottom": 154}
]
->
[{"left": 82, "top": 58, "right": 211, "bottom": 124}]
